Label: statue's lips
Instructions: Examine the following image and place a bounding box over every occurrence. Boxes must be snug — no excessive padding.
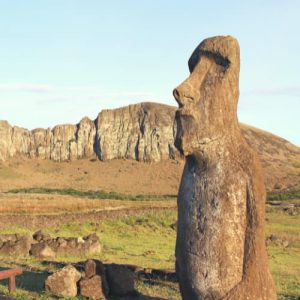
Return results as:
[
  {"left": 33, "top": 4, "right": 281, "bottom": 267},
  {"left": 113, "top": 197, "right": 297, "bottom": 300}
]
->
[
  {"left": 175, "top": 110, "right": 193, "bottom": 141},
  {"left": 175, "top": 108, "right": 190, "bottom": 118}
]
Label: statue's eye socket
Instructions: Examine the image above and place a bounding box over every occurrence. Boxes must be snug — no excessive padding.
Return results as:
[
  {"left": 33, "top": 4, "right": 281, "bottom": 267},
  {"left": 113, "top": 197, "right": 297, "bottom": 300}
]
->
[
  {"left": 214, "top": 54, "right": 230, "bottom": 69},
  {"left": 189, "top": 51, "right": 230, "bottom": 73},
  {"left": 200, "top": 50, "right": 230, "bottom": 69}
]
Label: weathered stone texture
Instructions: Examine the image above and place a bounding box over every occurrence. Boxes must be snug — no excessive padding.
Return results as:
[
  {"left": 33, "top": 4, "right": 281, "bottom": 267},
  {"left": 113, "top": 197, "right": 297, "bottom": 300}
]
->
[
  {"left": 79, "top": 275, "right": 105, "bottom": 300},
  {"left": 45, "top": 264, "right": 81, "bottom": 297},
  {"left": 173, "top": 36, "right": 277, "bottom": 299},
  {"left": 95, "top": 102, "right": 177, "bottom": 162},
  {"left": 0, "top": 117, "right": 96, "bottom": 162},
  {"left": 77, "top": 117, "right": 96, "bottom": 158},
  {"left": 1, "top": 102, "right": 299, "bottom": 169},
  {"left": 0, "top": 231, "right": 101, "bottom": 259}
]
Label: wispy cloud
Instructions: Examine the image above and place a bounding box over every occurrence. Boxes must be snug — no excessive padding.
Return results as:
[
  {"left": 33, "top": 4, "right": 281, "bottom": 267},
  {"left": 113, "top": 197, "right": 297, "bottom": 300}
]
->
[
  {"left": 0, "top": 84, "right": 55, "bottom": 94},
  {"left": 110, "top": 91, "right": 154, "bottom": 98},
  {"left": 0, "top": 84, "right": 155, "bottom": 101},
  {"left": 243, "top": 86, "right": 300, "bottom": 98}
]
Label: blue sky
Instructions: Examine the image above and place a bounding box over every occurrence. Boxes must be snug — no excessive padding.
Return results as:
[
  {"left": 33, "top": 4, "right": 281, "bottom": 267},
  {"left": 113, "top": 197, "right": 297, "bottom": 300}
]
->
[{"left": 0, "top": 1, "right": 299, "bottom": 145}]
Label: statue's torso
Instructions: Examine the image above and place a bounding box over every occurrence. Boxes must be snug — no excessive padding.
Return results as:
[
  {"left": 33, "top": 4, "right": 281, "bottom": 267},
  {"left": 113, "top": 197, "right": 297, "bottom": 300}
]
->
[{"left": 176, "top": 156, "right": 248, "bottom": 298}]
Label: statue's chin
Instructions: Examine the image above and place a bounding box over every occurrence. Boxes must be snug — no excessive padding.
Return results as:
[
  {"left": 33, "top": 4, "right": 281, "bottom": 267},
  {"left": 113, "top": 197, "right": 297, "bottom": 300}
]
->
[
  {"left": 174, "top": 135, "right": 183, "bottom": 155},
  {"left": 175, "top": 135, "right": 192, "bottom": 157}
]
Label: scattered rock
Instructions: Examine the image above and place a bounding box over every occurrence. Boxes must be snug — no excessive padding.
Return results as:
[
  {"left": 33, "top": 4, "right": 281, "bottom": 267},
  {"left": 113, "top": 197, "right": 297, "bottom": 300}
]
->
[
  {"left": 282, "top": 206, "right": 297, "bottom": 216},
  {"left": 273, "top": 182, "right": 282, "bottom": 190},
  {"left": 45, "top": 264, "right": 81, "bottom": 297},
  {"left": 31, "top": 232, "right": 101, "bottom": 258},
  {"left": 79, "top": 275, "right": 105, "bottom": 300},
  {"left": 33, "top": 230, "right": 51, "bottom": 242},
  {"left": 266, "top": 234, "right": 289, "bottom": 247},
  {"left": 0, "top": 231, "right": 101, "bottom": 259},
  {"left": 30, "top": 242, "right": 56, "bottom": 259},
  {"left": 0, "top": 234, "right": 19, "bottom": 243},
  {"left": 85, "top": 259, "right": 96, "bottom": 278},
  {"left": 86, "top": 233, "right": 99, "bottom": 242},
  {"left": 106, "top": 264, "right": 135, "bottom": 297},
  {"left": 0, "top": 235, "right": 32, "bottom": 256}
]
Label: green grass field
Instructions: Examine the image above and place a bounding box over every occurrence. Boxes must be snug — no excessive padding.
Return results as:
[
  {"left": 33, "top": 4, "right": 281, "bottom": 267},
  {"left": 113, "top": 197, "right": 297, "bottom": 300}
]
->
[
  {"left": 8, "top": 187, "right": 176, "bottom": 201},
  {"left": 9, "top": 187, "right": 300, "bottom": 202},
  {"left": 0, "top": 195, "right": 299, "bottom": 299}
]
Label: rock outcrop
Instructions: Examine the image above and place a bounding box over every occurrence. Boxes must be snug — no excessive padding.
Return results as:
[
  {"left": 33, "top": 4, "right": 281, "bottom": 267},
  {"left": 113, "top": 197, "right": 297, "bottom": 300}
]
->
[
  {"left": 0, "top": 234, "right": 32, "bottom": 257},
  {"left": 0, "top": 103, "right": 178, "bottom": 162},
  {"left": 0, "top": 102, "right": 299, "bottom": 168},
  {"left": 174, "top": 36, "right": 277, "bottom": 299},
  {"left": 96, "top": 103, "right": 177, "bottom": 161},
  {"left": 45, "top": 264, "right": 81, "bottom": 297},
  {"left": 0, "top": 117, "right": 96, "bottom": 162},
  {"left": 0, "top": 232, "right": 101, "bottom": 259}
]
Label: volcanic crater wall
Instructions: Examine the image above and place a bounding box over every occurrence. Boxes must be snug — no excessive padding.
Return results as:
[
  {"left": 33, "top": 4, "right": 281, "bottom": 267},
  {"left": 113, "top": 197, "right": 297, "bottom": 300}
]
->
[
  {"left": 0, "top": 103, "right": 178, "bottom": 162},
  {"left": 1, "top": 102, "right": 300, "bottom": 171}
]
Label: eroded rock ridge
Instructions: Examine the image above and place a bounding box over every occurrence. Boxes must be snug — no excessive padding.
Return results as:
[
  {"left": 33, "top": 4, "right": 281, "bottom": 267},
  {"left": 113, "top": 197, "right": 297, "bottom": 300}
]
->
[
  {"left": 0, "top": 103, "right": 177, "bottom": 162},
  {"left": 1, "top": 102, "right": 299, "bottom": 171}
]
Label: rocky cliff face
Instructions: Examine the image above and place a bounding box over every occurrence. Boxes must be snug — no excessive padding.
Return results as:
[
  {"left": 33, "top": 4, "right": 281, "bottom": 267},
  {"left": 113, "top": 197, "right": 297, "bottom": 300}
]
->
[
  {"left": 0, "top": 117, "right": 96, "bottom": 162},
  {"left": 1, "top": 102, "right": 300, "bottom": 169},
  {"left": 95, "top": 103, "right": 177, "bottom": 162},
  {"left": 0, "top": 103, "right": 178, "bottom": 162}
]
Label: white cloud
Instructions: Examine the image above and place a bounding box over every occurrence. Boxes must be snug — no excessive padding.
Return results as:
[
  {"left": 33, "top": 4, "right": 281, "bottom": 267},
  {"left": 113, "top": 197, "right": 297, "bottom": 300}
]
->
[
  {"left": 0, "top": 83, "right": 54, "bottom": 93},
  {"left": 109, "top": 91, "right": 154, "bottom": 98}
]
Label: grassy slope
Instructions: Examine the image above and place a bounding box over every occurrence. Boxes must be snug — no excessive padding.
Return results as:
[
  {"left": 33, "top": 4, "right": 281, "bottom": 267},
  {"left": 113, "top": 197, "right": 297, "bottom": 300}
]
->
[{"left": 266, "top": 207, "right": 300, "bottom": 298}]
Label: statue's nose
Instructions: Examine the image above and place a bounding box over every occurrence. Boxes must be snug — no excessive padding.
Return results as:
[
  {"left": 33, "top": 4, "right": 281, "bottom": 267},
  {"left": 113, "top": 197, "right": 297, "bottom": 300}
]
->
[
  {"left": 173, "top": 86, "right": 194, "bottom": 108},
  {"left": 173, "top": 88, "right": 184, "bottom": 108}
]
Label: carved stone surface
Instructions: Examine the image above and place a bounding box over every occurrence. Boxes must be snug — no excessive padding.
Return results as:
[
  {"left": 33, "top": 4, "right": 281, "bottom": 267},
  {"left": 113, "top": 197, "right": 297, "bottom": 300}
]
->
[{"left": 173, "top": 36, "right": 277, "bottom": 299}]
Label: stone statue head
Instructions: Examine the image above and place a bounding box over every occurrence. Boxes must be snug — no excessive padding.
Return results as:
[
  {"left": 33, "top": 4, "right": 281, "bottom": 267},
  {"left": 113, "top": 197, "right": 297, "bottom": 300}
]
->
[{"left": 173, "top": 36, "right": 240, "bottom": 156}]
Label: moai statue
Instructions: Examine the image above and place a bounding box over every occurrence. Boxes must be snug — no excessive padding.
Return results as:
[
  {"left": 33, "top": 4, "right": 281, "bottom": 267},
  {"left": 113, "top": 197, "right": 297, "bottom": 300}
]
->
[{"left": 173, "top": 36, "right": 277, "bottom": 300}]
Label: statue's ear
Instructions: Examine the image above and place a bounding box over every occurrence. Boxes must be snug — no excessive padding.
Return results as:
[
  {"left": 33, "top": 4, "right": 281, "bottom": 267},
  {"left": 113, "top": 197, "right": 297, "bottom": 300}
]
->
[{"left": 188, "top": 49, "right": 230, "bottom": 73}]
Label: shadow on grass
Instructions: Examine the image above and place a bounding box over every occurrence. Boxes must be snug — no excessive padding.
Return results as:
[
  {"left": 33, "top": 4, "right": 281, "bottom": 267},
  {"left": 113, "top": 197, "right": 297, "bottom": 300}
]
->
[
  {"left": 0, "top": 263, "right": 170, "bottom": 300},
  {"left": 279, "top": 296, "right": 300, "bottom": 300},
  {"left": 0, "top": 267, "right": 48, "bottom": 293}
]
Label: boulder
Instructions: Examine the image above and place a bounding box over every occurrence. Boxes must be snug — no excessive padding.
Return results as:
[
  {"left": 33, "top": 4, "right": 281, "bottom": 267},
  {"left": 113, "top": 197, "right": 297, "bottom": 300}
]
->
[
  {"left": 0, "top": 234, "right": 19, "bottom": 243},
  {"left": 106, "top": 264, "right": 135, "bottom": 297},
  {"left": 0, "top": 235, "right": 32, "bottom": 256},
  {"left": 45, "top": 264, "right": 81, "bottom": 297},
  {"left": 79, "top": 275, "right": 105, "bottom": 300},
  {"left": 87, "top": 240, "right": 102, "bottom": 254},
  {"left": 266, "top": 234, "right": 289, "bottom": 248},
  {"left": 30, "top": 242, "right": 56, "bottom": 259},
  {"left": 85, "top": 259, "right": 96, "bottom": 278},
  {"left": 32, "top": 230, "right": 51, "bottom": 242}
]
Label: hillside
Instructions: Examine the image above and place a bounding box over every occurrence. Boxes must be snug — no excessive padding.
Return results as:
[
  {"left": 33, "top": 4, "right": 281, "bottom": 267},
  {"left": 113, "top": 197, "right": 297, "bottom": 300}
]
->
[{"left": 0, "top": 102, "right": 299, "bottom": 192}]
